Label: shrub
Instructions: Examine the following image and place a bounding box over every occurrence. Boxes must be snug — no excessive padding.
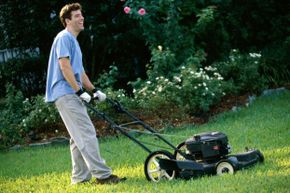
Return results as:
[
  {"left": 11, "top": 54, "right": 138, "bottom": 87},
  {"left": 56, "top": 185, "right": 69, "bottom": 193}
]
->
[
  {"left": 0, "top": 84, "right": 61, "bottom": 148},
  {"left": 123, "top": 0, "right": 220, "bottom": 74},
  {"left": 213, "top": 49, "right": 267, "bottom": 94},
  {"left": 0, "top": 84, "right": 26, "bottom": 148},
  {"left": 130, "top": 63, "right": 226, "bottom": 114},
  {"left": 94, "top": 65, "right": 119, "bottom": 89},
  {"left": 0, "top": 56, "right": 47, "bottom": 97},
  {"left": 260, "top": 39, "right": 290, "bottom": 85},
  {"left": 20, "top": 95, "right": 60, "bottom": 135}
]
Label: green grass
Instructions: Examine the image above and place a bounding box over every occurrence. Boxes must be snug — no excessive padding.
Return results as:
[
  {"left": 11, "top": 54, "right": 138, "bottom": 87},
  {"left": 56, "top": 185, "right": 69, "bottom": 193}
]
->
[{"left": 0, "top": 91, "right": 290, "bottom": 193}]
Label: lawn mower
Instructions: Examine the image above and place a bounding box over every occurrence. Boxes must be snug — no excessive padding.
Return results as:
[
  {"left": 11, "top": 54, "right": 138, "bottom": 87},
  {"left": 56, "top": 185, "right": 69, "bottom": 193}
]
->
[{"left": 85, "top": 98, "right": 264, "bottom": 182}]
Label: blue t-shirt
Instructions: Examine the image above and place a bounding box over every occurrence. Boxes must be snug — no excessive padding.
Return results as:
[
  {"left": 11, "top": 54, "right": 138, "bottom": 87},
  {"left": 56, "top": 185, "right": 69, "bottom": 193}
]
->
[{"left": 45, "top": 29, "right": 84, "bottom": 102}]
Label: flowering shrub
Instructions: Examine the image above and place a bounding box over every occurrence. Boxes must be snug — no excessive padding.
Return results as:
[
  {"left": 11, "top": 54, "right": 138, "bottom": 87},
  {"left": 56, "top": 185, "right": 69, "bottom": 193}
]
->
[
  {"left": 213, "top": 49, "right": 267, "bottom": 93},
  {"left": 131, "top": 63, "right": 225, "bottom": 113},
  {"left": 20, "top": 95, "right": 60, "bottom": 133},
  {"left": 121, "top": 0, "right": 217, "bottom": 75}
]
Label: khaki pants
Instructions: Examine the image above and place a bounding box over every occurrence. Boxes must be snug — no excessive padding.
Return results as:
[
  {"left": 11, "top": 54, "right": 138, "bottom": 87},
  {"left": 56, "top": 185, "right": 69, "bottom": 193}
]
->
[{"left": 55, "top": 94, "right": 112, "bottom": 184}]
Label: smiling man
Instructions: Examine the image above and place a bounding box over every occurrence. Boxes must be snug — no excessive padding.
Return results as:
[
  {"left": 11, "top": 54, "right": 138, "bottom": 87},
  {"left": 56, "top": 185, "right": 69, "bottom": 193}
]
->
[{"left": 45, "top": 3, "right": 126, "bottom": 185}]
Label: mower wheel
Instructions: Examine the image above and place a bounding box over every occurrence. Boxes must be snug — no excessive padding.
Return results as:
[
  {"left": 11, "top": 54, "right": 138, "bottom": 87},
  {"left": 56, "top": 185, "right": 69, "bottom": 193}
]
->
[
  {"left": 144, "top": 150, "right": 176, "bottom": 182},
  {"left": 216, "top": 161, "right": 234, "bottom": 176},
  {"left": 174, "top": 142, "right": 188, "bottom": 161}
]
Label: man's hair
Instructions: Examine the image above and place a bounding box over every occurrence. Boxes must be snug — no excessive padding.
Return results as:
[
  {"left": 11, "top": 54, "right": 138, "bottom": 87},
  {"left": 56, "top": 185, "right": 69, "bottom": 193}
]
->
[{"left": 59, "top": 3, "right": 82, "bottom": 27}]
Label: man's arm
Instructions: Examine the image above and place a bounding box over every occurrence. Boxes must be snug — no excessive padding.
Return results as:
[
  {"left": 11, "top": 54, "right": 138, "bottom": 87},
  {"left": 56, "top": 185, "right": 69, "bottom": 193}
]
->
[
  {"left": 81, "top": 72, "right": 95, "bottom": 91},
  {"left": 59, "top": 57, "right": 80, "bottom": 92}
]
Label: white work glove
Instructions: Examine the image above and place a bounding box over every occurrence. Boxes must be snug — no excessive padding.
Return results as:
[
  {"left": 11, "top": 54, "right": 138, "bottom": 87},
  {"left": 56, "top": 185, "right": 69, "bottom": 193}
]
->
[
  {"left": 92, "top": 89, "right": 107, "bottom": 102},
  {"left": 76, "top": 89, "right": 91, "bottom": 103}
]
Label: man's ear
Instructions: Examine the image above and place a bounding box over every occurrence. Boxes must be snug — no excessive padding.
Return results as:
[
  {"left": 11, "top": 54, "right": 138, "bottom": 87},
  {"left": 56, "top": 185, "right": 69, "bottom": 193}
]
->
[{"left": 65, "top": 18, "right": 71, "bottom": 26}]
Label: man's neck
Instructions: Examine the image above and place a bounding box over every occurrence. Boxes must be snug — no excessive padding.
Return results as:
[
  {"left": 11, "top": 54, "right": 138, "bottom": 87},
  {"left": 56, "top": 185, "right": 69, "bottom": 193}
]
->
[{"left": 66, "top": 27, "right": 79, "bottom": 37}]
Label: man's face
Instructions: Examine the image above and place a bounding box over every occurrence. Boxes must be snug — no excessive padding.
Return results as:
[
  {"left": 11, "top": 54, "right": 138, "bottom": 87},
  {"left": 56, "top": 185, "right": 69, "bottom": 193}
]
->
[{"left": 66, "top": 9, "right": 84, "bottom": 33}]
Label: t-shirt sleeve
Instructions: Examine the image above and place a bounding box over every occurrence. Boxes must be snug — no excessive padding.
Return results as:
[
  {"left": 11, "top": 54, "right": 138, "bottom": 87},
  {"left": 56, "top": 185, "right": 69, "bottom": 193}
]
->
[{"left": 55, "top": 35, "right": 71, "bottom": 59}]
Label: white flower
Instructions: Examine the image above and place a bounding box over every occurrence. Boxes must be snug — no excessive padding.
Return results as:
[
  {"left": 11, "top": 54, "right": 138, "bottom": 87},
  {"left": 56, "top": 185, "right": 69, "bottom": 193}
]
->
[
  {"left": 158, "top": 86, "right": 163, "bottom": 92},
  {"left": 203, "top": 82, "right": 207, "bottom": 87},
  {"left": 205, "top": 87, "right": 208, "bottom": 91},
  {"left": 158, "top": 45, "right": 163, "bottom": 51},
  {"left": 211, "top": 93, "right": 215, "bottom": 96},
  {"left": 133, "top": 89, "right": 136, "bottom": 93},
  {"left": 146, "top": 81, "right": 151, "bottom": 84},
  {"left": 181, "top": 66, "right": 185, "bottom": 69},
  {"left": 139, "top": 86, "right": 148, "bottom": 93},
  {"left": 194, "top": 86, "right": 197, "bottom": 89},
  {"left": 249, "top": 53, "right": 261, "bottom": 58},
  {"left": 38, "top": 109, "right": 42, "bottom": 113},
  {"left": 22, "top": 119, "right": 26, "bottom": 123},
  {"left": 152, "top": 91, "right": 156, "bottom": 95},
  {"left": 205, "top": 66, "right": 216, "bottom": 71},
  {"left": 174, "top": 76, "right": 181, "bottom": 82}
]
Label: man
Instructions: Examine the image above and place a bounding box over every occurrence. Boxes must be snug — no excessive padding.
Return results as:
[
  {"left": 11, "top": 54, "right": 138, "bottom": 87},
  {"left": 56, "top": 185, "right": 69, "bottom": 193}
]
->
[{"left": 45, "top": 3, "right": 125, "bottom": 185}]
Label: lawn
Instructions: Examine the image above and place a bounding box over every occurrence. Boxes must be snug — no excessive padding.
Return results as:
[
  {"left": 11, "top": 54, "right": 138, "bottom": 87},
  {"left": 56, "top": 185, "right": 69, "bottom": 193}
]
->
[{"left": 0, "top": 91, "right": 289, "bottom": 193}]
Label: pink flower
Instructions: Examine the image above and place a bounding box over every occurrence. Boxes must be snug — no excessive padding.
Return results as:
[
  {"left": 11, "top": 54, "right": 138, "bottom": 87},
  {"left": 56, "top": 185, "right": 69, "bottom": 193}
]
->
[
  {"left": 124, "top": 6, "right": 131, "bottom": 14},
  {"left": 138, "top": 8, "right": 146, "bottom": 15}
]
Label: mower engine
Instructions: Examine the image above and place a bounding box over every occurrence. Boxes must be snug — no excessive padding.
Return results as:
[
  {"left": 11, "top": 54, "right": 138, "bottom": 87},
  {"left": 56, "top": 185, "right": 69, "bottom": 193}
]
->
[{"left": 185, "top": 131, "right": 231, "bottom": 162}]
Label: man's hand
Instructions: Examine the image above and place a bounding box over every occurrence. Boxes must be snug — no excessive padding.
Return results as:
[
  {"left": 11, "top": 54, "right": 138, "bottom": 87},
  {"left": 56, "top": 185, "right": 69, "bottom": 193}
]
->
[
  {"left": 92, "top": 89, "right": 106, "bottom": 102},
  {"left": 76, "top": 89, "right": 91, "bottom": 103}
]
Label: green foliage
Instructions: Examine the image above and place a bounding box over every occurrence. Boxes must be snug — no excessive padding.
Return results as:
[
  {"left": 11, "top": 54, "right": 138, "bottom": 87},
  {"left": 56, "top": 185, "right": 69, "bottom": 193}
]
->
[
  {"left": 95, "top": 66, "right": 119, "bottom": 89},
  {"left": 149, "top": 47, "right": 177, "bottom": 78},
  {"left": 0, "top": 0, "right": 61, "bottom": 53},
  {"left": 20, "top": 95, "right": 60, "bottom": 133},
  {"left": 130, "top": 62, "right": 225, "bottom": 114},
  {"left": 0, "top": 85, "right": 59, "bottom": 149},
  {"left": 0, "top": 56, "right": 47, "bottom": 97},
  {"left": 260, "top": 38, "right": 290, "bottom": 85},
  {"left": 0, "top": 84, "right": 26, "bottom": 148},
  {"left": 1, "top": 0, "right": 289, "bottom": 90},
  {"left": 214, "top": 49, "right": 267, "bottom": 94},
  {"left": 124, "top": 0, "right": 215, "bottom": 71}
]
